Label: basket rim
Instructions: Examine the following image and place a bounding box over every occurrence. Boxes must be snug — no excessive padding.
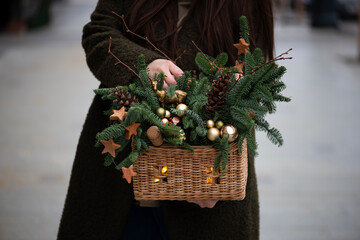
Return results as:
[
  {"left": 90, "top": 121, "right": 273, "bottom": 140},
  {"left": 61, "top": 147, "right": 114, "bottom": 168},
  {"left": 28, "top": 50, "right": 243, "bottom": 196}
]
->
[{"left": 144, "top": 142, "right": 239, "bottom": 152}]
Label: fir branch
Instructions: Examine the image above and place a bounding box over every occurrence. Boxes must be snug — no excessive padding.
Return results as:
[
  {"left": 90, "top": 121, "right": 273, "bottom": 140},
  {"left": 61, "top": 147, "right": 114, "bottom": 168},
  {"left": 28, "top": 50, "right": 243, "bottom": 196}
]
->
[
  {"left": 137, "top": 54, "right": 147, "bottom": 71},
  {"left": 96, "top": 123, "right": 126, "bottom": 140},
  {"left": 93, "top": 87, "right": 114, "bottom": 96},
  {"left": 239, "top": 16, "right": 250, "bottom": 44},
  {"left": 230, "top": 106, "right": 254, "bottom": 130},
  {"left": 181, "top": 142, "right": 194, "bottom": 153},
  {"left": 116, "top": 150, "right": 139, "bottom": 169},
  {"left": 213, "top": 136, "right": 230, "bottom": 173},
  {"left": 215, "top": 52, "right": 229, "bottom": 67},
  {"left": 166, "top": 84, "right": 176, "bottom": 98},
  {"left": 104, "top": 154, "right": 114, "bottom": 167},
  {"left": 176, "top": 71, "right": 191, "bottom": 91},
  {"left": 192, "top": 40, "right": 221, "bottom": 71}
]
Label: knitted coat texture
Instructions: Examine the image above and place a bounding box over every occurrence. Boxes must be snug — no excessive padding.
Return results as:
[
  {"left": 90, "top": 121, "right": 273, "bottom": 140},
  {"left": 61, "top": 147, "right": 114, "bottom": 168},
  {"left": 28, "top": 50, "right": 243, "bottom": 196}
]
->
[{"left": 57, "top": 0, "right": 260, "bottom": 239}]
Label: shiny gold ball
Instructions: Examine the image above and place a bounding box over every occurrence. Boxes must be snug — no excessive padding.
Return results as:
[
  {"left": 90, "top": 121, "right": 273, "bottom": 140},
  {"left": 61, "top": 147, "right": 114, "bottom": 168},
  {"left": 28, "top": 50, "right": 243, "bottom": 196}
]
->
[
  {"left": 207, "top": 127, "right": 220, "bottom": 141},
  {"left": 165, "top": 110, "right": 171, "bottom": 118},
  {"left": 215, "top": 121, "right": 224, "bottom": 129},
  {"left": 206, "top": 120, "right": 215, "bottom": 128},
  {"left": 175, "top": 104, "right": 188, "bottom": 117},
  {"left": 161, "top": 118, "right": 169, "bottom": 125},
  {"left": 220, "top": 125, "right": 238, "bottom": 142},
  {"left": 156, "top": 108, "right": 165, "bottom": 118}
]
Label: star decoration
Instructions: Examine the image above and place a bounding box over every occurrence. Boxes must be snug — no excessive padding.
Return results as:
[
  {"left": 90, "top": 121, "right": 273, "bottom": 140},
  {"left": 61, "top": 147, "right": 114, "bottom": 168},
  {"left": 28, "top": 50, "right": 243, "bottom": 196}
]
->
[
  {"left": 125, "top": 122, "right": 141, "bottom": 140},
  {"left": 234, "top": 60, "right": 245, "bottom": 74},
  {"left": 100, "top": 138, "right": 121, "bottom": 157},
  {"left": 109, "top": 106, "right": 127, "bottom": 122},
  {"left": 233, "top": 38, "right": 250, "bottom": 55},
  {"left": 122, "top": 165, "right": 137, "bottom": 184}
]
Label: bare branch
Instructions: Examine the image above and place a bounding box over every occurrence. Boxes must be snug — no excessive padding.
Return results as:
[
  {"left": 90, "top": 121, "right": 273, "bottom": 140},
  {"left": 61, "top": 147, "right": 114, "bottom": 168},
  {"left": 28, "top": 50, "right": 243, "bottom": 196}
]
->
[
  {"left": 107, "top": 36, "right": 144, "bottom": 88},
  {"left": 112, "top": 11, "right": 172, "bottom": 61}
]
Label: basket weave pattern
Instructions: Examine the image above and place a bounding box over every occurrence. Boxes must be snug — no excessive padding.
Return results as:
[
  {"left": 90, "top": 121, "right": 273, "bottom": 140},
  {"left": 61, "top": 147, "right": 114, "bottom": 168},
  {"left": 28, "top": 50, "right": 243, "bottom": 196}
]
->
[{"left": 133, "top": 140, "right": 248, "bottom": 201}]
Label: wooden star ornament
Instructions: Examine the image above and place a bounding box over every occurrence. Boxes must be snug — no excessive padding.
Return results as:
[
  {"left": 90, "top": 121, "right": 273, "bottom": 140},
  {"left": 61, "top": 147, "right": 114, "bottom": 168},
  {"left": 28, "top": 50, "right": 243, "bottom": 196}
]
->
[
  {"left": 233, "top": 38, "right": 250, "bottom": 55},
  {"left": 109, "top": 106, "right": 127, "bottom": 122},
  {"left": 122, "top": 165, "right": 137, "bottom": 184},
  {"left": 125, "top": 122, "right": 141, "bottom": 140},
  {"left": 234, "top": 60, "right": 245, "bottom": 74},
  {"left": 100, "top": 138, "right": 121, "bottom": 157}
]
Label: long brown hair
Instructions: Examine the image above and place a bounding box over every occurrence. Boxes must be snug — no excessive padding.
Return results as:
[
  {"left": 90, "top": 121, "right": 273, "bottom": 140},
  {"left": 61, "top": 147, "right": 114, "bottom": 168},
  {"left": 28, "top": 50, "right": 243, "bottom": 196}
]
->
[{"left": 125, "top": 0, "right": 274, "bottom": 65}]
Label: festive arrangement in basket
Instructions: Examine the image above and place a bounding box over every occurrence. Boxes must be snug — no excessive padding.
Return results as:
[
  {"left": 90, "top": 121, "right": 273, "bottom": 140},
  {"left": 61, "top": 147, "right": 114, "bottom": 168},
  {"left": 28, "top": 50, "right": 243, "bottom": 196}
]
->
[{"left": 94, "top": 15, "right": 291, "bottom": 201}]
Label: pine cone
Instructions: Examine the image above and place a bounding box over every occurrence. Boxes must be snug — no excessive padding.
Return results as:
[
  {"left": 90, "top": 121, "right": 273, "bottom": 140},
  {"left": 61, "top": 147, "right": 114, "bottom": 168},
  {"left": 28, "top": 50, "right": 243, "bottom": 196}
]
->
[
  {"left": 205, "top": 73, "right": 232, "bottom": 116},
  {"left": 189, "top": 69, "right": 203, "bottom": 79},
  {"left": 110, "top": 87, "right": 138, "bottom": 111}
]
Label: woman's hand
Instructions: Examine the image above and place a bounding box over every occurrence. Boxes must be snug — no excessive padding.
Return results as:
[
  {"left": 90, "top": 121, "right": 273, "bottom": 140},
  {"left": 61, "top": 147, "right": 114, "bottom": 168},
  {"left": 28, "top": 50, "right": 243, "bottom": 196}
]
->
[
  {"left": 148, "top": 59, "right": 183, "bottom": 90},
  {"left": 187, "top": 200, "right": 218, "bottom": 208}
]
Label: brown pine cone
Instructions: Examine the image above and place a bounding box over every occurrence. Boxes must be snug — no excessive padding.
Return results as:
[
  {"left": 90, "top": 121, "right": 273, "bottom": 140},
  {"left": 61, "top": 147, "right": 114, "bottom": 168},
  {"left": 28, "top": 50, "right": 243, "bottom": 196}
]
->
[
  {"left": 110, "top": 87, "right": 138, "bottom": 111},
  {"left": 205, "top": 73, "right": 232, "bottom": 116}
]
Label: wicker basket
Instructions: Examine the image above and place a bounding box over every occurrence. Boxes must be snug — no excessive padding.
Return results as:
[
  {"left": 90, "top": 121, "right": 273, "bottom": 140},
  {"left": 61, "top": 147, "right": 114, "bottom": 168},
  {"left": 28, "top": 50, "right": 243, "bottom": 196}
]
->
[{"left": 132, "top": 139, "right": 248, "bottom": 201}]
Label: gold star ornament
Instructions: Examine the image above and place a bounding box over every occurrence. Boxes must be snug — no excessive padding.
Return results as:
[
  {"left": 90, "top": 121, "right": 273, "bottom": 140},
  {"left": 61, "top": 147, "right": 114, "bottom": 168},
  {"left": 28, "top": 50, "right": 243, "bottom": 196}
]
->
[
  {"left": 100, "top": 138, "right": 121, "bottom": 157},
  {"left": 121, "top": 165, "right": 137, "bottom": 184},
  {"left": 109, "top": 106, "right": 127, "bottom": 122},
  {"left": 233, "top": 38, "right": 250, "bottom": 55}
]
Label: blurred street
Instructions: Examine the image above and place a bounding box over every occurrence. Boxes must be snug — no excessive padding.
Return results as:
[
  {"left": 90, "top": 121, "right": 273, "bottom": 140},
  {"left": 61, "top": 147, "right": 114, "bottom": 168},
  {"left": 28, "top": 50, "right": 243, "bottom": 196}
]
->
[{"left": 0, "top": 0, "right": 360, "bottom": 239}]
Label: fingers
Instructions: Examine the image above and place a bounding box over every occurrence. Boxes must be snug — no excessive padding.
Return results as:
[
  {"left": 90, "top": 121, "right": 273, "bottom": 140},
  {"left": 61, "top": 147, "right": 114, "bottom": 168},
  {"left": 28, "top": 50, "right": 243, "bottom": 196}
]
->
[
  {"left": 169, "top": 61, "right": 184, "bottom": 79},
  {"left": 147, "top": 59, "right": 183, "bottom": 90},
  {"left": 164, "top": 69, "right": 177, "bottom": 86},
  {"left": 163, "top": 82, "right": 169, "bottom": 90}
]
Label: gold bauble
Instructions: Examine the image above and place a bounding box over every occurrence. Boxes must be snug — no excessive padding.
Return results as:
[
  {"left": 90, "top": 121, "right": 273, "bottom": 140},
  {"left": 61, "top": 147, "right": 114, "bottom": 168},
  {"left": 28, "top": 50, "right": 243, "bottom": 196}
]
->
[
  {"left": 206, "top": 120, "right": 215, "bottom": 128},
  {"left": 154, "top": 178, "right": 161, "bottom": 183},
  {"left": 175, "top": 104, "right": 188, "bottom": 117},
  {"left": 156, "top": 108, "right": 165, "bottom": 118},
  {"left": 207, "top": 127, "right": 220, "bottom": 141},
  {"left": 220, "top": 125, "right": 238, "bottom": 142},
  {"left": 165, "top": 110, "right": 171, "bottom": 118},
  {"left": 215, "top": 121, "right": 224, "bottom": 129},
  {"left": 161, "top": 118, "right": 169, "bottom": 125}
]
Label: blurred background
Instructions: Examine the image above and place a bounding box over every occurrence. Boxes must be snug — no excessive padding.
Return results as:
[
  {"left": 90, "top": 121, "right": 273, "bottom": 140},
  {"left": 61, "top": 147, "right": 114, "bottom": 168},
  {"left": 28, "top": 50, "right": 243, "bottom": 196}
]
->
[{"left": 0, "top": 0, "right": 359, "bottom": 239}]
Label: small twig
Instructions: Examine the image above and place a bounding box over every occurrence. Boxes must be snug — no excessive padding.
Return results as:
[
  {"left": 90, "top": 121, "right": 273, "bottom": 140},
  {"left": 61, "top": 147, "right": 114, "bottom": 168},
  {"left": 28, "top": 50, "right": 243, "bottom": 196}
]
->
[
  {"left": 174, "top": 48, "right": 192, "bottom": 63},
  {"left": 108, "top": 36, "right": 144, "bottom": 88},
  {"left": 248, "top": 48, "right": 293, "bottom": 74},
  {"left": 112, "top": 11, "right": 172, "bottom": 61},
  {"left": 191, "top": 40, "right": 222, "bottom": 71}
]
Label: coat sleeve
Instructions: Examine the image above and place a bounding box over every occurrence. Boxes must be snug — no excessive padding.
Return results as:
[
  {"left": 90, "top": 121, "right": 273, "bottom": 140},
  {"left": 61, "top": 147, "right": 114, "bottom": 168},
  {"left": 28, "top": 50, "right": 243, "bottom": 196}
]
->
[{"left": 82, "top": 0, "right": 164, "bottom": 87}]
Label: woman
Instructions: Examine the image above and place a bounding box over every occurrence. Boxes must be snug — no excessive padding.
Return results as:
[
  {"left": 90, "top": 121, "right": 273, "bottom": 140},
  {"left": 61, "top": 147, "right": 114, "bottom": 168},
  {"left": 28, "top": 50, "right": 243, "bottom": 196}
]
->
[{"left": 57, "top": 0, "right": 274, "bottom": 239}]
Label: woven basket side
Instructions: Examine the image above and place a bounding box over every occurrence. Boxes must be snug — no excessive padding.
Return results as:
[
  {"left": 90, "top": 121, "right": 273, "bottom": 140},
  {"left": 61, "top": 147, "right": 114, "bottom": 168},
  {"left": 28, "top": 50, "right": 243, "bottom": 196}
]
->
[{"left": 133, "top": 140, "right": 248, "bottom": 201}]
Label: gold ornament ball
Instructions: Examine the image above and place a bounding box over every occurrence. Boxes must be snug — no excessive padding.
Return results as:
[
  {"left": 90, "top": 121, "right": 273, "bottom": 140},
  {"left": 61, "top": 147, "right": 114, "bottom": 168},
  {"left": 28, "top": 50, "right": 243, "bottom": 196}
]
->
[
  {"left": 156, "top": 108, "right": 165, "bottom": 118},
  {"left": 161, "top": 118, "right": 169, "bottom": 125},
  {"left": 215, "top": 121, "right": 224, "bottom": 129},
  {"left": 207, "top": 127, "right": 220, "bottom": 141},
  {"left": 220, "top": 125, "right": 239, "bottom": 142},
  {"left": 175, "top": 103, "right": 188, "bottom": 117},
  {"left": 206, "top": 120, "right": 215, "bottom": 128},
  {"left": 165, "top": 110, "right": 171, "bottom": 118}
]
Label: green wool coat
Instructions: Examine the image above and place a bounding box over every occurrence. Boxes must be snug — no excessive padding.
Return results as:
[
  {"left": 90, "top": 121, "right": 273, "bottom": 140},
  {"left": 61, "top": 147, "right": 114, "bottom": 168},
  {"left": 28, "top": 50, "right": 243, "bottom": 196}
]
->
[{"left": 57, "top": 0, "right": 259, "bottom": 239}]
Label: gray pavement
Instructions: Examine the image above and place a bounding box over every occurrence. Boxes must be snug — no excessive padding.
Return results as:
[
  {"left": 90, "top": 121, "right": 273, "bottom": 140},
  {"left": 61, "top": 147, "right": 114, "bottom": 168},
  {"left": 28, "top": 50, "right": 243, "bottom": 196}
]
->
[{"left": 0, "top": 1, "right": 360, "bottom": 239}]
